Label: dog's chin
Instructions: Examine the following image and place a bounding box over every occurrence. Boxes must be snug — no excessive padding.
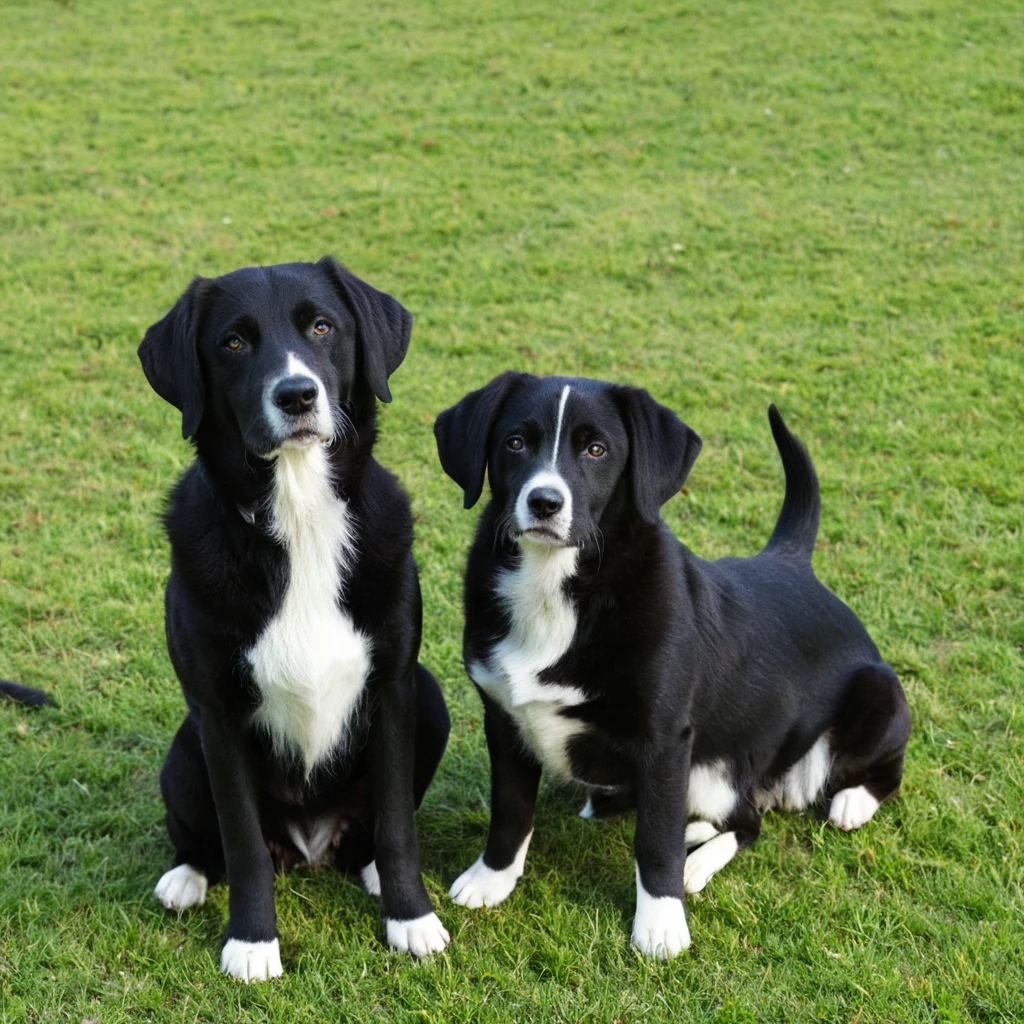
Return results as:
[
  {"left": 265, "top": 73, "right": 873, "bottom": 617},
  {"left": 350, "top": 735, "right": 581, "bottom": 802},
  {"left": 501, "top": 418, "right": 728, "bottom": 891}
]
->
[
  {"left": 516, "top": 527, "right": 572, "bottom": 549},
  {"left": 253, "top": 429, "right": 332, "bottom": 459}
]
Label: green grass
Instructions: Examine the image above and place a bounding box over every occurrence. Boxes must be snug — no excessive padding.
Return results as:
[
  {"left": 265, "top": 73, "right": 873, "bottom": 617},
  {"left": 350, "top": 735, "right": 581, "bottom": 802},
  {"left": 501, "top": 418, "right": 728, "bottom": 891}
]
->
[{"left": 1, "top": 0, "right": 1022, "bottom": 1019}]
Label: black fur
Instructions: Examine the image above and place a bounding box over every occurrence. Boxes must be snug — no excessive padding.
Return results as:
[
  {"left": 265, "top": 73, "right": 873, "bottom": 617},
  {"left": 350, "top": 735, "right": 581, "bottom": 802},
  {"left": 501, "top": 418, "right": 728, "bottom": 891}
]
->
[
  {"left": 140, "top": 259, "right": 449, "bottom": 971},
  {"left": 0, "top": 680, "right": 53, "bottom": 707},
  {"left": 435, "top": 373, "right": 910, "bottom": 949}
]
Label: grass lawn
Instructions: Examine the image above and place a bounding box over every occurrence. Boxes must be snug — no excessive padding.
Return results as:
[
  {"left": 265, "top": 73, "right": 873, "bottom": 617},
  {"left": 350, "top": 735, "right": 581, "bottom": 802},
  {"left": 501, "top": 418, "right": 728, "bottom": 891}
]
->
[{"left": 1, "top": 0, "right": 1022, "bottom": 1019}]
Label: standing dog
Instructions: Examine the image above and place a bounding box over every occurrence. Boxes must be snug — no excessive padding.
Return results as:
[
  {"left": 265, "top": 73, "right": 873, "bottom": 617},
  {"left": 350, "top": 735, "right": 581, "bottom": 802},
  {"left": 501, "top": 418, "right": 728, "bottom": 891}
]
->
[
  {"left": 139, "top": 258, "right": 451, "bottom": 981},
  {"left": 434, "top": 373, "right": 910, "bottom": 958}
]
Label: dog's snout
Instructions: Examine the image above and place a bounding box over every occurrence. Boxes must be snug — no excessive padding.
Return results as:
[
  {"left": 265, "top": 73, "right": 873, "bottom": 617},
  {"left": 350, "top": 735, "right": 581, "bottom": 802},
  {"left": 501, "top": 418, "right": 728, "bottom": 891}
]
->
[
  {"left": 527, "top": 487, "right": 565, "bottom": 520},
  {"left": 273, "top": 376, "right": 319, "bottom": 416}
]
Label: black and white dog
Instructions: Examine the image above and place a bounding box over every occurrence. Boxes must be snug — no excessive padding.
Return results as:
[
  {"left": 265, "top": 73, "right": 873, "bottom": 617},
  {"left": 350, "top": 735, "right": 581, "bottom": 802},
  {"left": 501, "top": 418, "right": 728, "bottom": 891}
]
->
[
  {"left": 139, "top": 258, "right": 451, "bottom": 981},
  {"left": 434, "top": 373, "right": 910, "bottom": 958}
]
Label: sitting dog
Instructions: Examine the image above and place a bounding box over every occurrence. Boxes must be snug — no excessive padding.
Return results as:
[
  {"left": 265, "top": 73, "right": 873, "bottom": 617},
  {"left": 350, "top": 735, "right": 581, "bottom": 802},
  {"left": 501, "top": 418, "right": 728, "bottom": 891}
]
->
[
  {"left": 139, "top": 258, "right": 451, "bottom": 981},
  {"left": 434, "top": 373, "right": 910, "bottom": 958}
]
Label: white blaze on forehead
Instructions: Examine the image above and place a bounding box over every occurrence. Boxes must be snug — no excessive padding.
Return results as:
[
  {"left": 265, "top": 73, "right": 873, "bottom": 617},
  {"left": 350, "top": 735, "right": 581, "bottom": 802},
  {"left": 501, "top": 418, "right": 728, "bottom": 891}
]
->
[
  {"left": 550, "top": 384, "right": 571, "bottom": 468},
  {"left": 285, "top": 351, "right": 318, "bottom": 380}
]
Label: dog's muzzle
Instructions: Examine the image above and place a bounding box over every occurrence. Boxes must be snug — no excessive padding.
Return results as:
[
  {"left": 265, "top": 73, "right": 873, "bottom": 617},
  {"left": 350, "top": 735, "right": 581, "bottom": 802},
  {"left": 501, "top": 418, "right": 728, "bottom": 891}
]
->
[
  {"left": 515, "top": 472, "right": 573, "bottom": 545},
  {"left": 266, "top": 373, "right": 333, "bottom": 449}
]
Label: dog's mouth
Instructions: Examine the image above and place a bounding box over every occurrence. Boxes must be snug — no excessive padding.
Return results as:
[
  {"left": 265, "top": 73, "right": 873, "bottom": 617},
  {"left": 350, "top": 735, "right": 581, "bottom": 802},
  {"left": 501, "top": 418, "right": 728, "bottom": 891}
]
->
[
  {"left": 518, "top": 526, "right": 571, "bottom": 546},
  {"left": 276, "top": 426, "right": 332, "bottom": 449}
]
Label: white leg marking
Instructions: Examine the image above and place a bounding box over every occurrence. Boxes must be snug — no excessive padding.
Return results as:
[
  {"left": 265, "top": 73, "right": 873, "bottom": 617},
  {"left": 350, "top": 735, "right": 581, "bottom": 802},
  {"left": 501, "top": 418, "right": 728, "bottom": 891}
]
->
[
  {"left": 220, "top": 938, "right": 283, "bottom": 982},
  {"left": 360, "top": 860, "right": 381, "bottom": 897},
  {"left": 385, "top": 913, "right": 450, "bottom": 956},
  {"left": 550, "top": 384, "right": 571, "bottom": 468},
  {"left": 449, "top": 831, "right": 533, "bottom": 909},
  {"left": 154, "top": 864, "right": 208, "bottom": 912},
  {"left": 579, "top": 797, "right": 595, "bottom": 819},
  {"left": 685, "top": 820, "right": 720, "bottom": 849},
  {"left": 683, "top": 832, "right": 739, "bottom": 894},
  {"left": 631, "top": 863, "right": 690, "bottom": 959},
  {"left": 828, "top": 786, "right": 880, "bottom": 831}
]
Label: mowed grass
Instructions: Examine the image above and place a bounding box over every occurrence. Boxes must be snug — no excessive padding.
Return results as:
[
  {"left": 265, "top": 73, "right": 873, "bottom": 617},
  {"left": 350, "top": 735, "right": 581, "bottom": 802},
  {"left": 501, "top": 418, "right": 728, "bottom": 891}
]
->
[{"left": 1, "top": 0, "right": 1022, "bottom": 1020}]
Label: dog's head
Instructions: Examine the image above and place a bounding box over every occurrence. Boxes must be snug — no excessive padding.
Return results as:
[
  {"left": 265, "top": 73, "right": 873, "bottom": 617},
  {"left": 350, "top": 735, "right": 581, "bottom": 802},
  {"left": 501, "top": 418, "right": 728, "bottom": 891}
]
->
[
  {"left": 434, "top": 373, "right": 702, "bottom": 547},
  {"left": 138, "top": 257, "right": 412, "bottom": 455}
]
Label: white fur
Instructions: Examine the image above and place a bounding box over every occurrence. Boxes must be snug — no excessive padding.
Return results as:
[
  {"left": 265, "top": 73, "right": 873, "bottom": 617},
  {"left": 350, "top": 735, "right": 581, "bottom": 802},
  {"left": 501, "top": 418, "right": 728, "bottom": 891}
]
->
[
  {"left": 579, "top": 796, "right": 595, "bottom": 819},
  {"left": 450, "top": 832, "right": 532, "bottom": 908},
  {"left": 757, "top": 734, "right": 833, "bottom": 812},
  {"left": 247, "top": 444, "right": 371, "bottom": 773},
  {"left": 385, "top": 912, "right": 450, "bottom": 956},
  {"left": 631, "top": 863, "right": 690, "bottom": 959},
  {"left": 154, "top": 863, "right": 207, "bottom": 912},
  {"left": 263, "top": 352, "right": 334, "bottom": 447},
  {"left": 360, "top": 860, "right": 381, "bottom": 897},
  {"left": 514, "top": 470, "right": 573, "bottom": 543},
  {"left": 683, "top": 831, "right": 739, "bottom": 893},
  {"left": 220, "top": 938, "right": 283, "bottom": 982},
  {"left": 828, "top": 785, "right": 880, "bottom": 831},
  {"left": 550, "top": 384, "right": 571, "bottom": 467},
  {"left": 685, "top": 820, "right": 720, "bottom": 848},
  {"left": 286, "top": 813, "right": 341, "bottom": 866},
  {"left": 687, "top": 760, "right": 737, "bottom": 824},
  {"left": 470, "top": 542, "right": 584, "bottom": 779}
]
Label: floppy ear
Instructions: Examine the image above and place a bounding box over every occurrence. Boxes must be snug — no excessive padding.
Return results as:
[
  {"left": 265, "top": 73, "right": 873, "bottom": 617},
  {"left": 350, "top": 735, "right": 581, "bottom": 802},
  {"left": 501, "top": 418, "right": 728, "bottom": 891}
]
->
[
  {"left": 138, "top": 277, "right": 208, "bottom": 439},
  {"left": 613, "top": 385, "right": 702, "bottom": 524},
  {"left": 317, "top": 256, "right": 412, "bottom": 403},
  {"left": 434, "top": 372, "right": 527, "bottom": 509}
]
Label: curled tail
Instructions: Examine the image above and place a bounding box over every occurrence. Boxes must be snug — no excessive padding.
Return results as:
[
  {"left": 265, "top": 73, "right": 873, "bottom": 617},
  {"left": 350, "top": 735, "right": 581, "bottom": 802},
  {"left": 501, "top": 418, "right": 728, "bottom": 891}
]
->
[
  {"left": 762, "top": 405, "right": 820, "bottom": 561},
  {"left": 0, "top": 680, "right": 54, "bottom": 707}
]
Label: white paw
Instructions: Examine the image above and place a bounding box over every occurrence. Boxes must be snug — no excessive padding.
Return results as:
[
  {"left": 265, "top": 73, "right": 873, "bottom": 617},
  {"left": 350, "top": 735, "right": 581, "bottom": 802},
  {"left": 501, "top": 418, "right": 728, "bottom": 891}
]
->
[
  {"left": 683, "top": 832, "right": 739, "bottom": 894},
  {"left": 219, "top": 938, "right": 283, "bottom": 983},
  {"left": 360, "top": 860, "right": 381, "bottom": 897},
  {"left": 449, "top": 857, "right": 519, "bottom": 908},
  {"left": 385, "top": 912, "right": 450, "bottom": 957},
  {"left": 449, "top": 832, "right": 532, "bottom": 909},
  {"left": 829, "top": 786, "right": 880, "bottom": 831},
  {"left": 154, "top": 864, "right": 208, "bottom": 912},
  {"left": 684, "top": 820, "right": 719, "bottom": 849},
  {"left": 579, "top": 797, "right": 595, "bottom": 819},
  {"left": 632, "top": 864, "right": 691, "bottom": 959}
]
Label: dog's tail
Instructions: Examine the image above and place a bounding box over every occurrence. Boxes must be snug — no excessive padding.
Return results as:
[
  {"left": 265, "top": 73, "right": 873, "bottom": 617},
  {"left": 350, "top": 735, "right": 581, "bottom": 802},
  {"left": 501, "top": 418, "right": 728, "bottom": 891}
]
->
[
  {"left": 0, "top": 680, "right": 54, "bottom": 707},
  {"left": 762, "top": 404, "right": 821, "bottom": 562}
]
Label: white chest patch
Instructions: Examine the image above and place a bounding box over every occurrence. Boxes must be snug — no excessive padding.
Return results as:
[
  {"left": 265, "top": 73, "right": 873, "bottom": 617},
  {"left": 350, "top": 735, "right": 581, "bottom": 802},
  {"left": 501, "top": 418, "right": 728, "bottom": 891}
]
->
[
  {"left": 469, "top": 543, "right": 586, "bottom": 779},
  {"left": 247, "top": 446, "right": 371, "bottom": 773}
]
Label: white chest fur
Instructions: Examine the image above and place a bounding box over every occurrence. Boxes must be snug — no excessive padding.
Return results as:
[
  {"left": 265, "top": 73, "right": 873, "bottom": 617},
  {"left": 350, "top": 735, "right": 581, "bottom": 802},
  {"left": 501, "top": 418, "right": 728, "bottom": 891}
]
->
[
  {"left": 469, "top": 543, "right": 586, "bottom": 779},
  {"left": 247, "top": 446, "right": 371, "bottom": 773}
]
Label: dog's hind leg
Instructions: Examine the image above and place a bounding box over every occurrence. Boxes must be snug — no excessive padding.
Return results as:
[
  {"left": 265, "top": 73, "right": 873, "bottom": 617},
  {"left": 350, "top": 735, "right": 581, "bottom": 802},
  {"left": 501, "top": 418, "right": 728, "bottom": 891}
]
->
[
  {"left": 827, "top": 663, "right": 911, "bottom": 831},
  {"left": 155, "top": 714, "right": 224, "bottom": 911},
  {"left": 683, "top": 797, "right": 761, "bottom": 895}
]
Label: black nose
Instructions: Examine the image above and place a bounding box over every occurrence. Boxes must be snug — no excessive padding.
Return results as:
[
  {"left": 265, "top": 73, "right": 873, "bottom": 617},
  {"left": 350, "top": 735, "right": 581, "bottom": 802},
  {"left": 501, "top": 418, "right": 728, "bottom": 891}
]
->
[
  {"left": 273, "top": 375, "right": 318, "bottom": 416},
  {"left": 527, "top": 487, "right": 564, "bottom": 520}
]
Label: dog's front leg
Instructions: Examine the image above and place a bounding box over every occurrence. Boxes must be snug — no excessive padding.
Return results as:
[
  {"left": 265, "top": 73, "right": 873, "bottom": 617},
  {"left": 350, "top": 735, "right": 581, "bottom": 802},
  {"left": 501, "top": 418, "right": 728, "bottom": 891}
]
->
[
  {"left": 369, "top": 667, "right": 450, "bottom": 956},
  {"left": 632, "top": 730, "right": 692, "bottom": 959},
  {"left": 199, "top": 713, "right": 282, "bottom": 982},
  {"left": 450, "top": 691, "right": 541, "bottom": 909}
]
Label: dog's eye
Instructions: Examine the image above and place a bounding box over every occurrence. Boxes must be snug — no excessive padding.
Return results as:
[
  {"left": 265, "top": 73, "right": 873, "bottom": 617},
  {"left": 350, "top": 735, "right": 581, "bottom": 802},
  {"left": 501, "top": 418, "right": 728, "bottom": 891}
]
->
[
  {"left": 224, "top": 335, "right": 244, "bottom": 352},
  {"left": 586, "top": 442, "right": 607, "bottom": 458},
  {"left": 312, "top": 319, "right": 331, "bottom": 336},
  {"left": 505, "top": 435, "right": 525, "bottom": 452}
]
